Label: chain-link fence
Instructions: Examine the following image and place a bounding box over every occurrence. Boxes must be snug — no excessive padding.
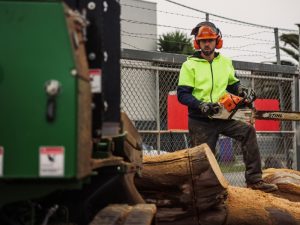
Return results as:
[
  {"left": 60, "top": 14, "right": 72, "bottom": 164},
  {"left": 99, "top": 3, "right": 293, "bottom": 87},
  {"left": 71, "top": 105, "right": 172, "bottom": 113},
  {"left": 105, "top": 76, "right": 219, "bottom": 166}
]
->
[{"left": 121, "top": 49, "right": 299, "bottom": 186}]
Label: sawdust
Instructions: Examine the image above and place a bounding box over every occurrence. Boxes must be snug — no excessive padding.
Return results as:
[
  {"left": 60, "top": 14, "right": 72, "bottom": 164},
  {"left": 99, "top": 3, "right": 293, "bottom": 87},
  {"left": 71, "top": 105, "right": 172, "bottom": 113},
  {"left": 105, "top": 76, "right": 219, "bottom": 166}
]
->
[{"left": 227, "top": 186, "right": 300, "bottom": 224}]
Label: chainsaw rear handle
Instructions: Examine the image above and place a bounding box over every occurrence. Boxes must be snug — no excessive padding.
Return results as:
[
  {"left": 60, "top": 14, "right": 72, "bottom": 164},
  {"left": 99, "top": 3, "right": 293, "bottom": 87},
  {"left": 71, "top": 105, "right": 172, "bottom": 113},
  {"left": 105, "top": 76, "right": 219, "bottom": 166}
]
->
[{"left": 244, "top": 89, "right": 256, "bottom": 105}]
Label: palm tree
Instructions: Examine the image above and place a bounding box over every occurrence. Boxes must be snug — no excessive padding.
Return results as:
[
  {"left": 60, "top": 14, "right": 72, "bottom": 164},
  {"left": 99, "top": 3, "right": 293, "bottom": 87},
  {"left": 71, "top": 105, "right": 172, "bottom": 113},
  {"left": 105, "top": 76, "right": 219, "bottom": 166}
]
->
[
  {"left": 278, "top": 33, "right": 299, "bottom": 65},
  {"left": 158, "top": 30, "right": 194, "bottom": 55}
]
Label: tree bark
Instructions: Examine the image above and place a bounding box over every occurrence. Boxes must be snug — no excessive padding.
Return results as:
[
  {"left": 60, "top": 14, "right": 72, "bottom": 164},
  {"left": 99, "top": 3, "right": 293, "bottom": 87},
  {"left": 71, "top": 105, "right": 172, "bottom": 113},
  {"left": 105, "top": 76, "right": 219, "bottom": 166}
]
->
[
  {"left": 136, "top": 144, "right": 228, "bottom": 225},
  {"left": 135, "top": 144, "right": 300, "bottom": 225},
  {"left": 263, "top": 168, "right": 300, "bottom": 202}
]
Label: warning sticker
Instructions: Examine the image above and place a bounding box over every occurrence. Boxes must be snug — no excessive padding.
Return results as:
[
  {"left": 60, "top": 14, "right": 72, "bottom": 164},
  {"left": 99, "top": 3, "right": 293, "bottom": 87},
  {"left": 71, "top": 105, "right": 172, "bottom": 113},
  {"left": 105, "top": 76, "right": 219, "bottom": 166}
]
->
[
  {"left": 39, "top": 146, "right": 64, "bottom": 177},
  {"left": 89, "top": 69, "right": 102, "bottom": 93},
  {"left": 0, "top": 147, "right": 3, "bottom": 177}
]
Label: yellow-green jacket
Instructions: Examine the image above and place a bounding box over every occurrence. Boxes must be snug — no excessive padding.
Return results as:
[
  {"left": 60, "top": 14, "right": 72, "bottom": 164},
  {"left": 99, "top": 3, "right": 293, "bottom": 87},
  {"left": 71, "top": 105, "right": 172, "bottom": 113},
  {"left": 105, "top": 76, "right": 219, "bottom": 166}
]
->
[{"left": 177, "top": 52, "right": 240, "bottom": 119}]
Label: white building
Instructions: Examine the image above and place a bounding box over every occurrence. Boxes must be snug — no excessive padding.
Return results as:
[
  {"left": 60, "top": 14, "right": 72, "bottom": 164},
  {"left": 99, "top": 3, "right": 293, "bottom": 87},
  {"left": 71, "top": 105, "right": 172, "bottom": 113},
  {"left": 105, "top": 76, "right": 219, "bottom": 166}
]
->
[
  {"left": 120, "top": 0, "right": 157, "bottom": 122},
  {"left": 120, "top": 0, "right": 157, "bottom": 51}
]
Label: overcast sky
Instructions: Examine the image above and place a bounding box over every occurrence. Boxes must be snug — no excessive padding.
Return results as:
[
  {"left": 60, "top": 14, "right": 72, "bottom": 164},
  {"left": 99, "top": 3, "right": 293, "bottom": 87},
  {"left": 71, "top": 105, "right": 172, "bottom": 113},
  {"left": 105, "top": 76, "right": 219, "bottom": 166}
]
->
[
  {"left": 147, "top": 0, "right": 300, "bottom": 63},
  {"left": 152, "top": 0, "right": 300, "bottom": 30}
]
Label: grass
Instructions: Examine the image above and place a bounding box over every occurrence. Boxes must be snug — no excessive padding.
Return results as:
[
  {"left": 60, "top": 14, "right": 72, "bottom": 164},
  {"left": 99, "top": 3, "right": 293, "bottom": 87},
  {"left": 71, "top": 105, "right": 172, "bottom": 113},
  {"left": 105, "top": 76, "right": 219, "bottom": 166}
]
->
[{"left": 219, "top": 162, "right": 245, "bottom": 173}]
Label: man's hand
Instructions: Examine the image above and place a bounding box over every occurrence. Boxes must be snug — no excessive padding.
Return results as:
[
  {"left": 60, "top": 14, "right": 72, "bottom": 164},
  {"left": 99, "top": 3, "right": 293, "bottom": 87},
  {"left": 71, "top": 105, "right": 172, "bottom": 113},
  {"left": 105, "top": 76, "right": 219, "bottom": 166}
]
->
[
  {"left": 199, "top": 102, "right": 220, "bottom": 116},
  {"left": 237, "top": 86, "right": 256, "bottom": 103}
]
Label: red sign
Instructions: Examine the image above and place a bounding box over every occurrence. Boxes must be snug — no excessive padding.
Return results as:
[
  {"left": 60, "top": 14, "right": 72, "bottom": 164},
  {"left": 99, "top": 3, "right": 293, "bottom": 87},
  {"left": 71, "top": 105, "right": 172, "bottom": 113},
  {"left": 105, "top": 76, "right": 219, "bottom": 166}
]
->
[
  {"left": 254, "top": 99, "right": 280, "bottom": 131},
  {"left": 167, "top": 94, "right": 188, "bottom": 130},
  {"left": 89, "top": 69, "right": 102, "bottom": 93},
  {"left": 40, "top": 146, "right": 64, "bottom": 154}
]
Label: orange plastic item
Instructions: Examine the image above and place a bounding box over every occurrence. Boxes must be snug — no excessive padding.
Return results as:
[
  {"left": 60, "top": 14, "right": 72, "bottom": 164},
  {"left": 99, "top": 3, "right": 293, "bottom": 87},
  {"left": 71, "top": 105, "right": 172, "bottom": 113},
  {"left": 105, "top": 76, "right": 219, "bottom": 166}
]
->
[{"left": 219, "top": 93, "right": 243, "bottom": 112}]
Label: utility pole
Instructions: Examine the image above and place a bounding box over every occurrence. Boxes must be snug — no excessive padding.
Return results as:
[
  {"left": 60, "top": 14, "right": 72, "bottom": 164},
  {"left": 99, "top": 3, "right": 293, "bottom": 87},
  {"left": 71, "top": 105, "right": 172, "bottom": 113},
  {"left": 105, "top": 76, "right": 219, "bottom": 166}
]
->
[{"left": 205, "top": 13, "right": 209, "bottom": 22}]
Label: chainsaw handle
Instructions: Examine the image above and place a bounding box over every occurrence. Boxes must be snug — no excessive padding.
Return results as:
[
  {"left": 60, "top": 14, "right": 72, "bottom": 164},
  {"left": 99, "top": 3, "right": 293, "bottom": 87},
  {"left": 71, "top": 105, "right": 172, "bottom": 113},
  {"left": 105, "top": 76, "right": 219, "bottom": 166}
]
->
[{"left": 244, "top": 89, "right": 256, "bottom": 105}]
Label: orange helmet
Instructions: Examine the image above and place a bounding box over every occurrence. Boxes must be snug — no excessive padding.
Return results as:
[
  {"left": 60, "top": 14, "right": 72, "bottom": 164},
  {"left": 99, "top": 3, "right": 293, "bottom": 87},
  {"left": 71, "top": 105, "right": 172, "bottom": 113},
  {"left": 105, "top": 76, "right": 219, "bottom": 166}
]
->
[
  {"left": 195, "top": 26, "right": 218, "bottom": 40},
  {"left": 191, "top": 21, "right": 223, "bottom": 49}
]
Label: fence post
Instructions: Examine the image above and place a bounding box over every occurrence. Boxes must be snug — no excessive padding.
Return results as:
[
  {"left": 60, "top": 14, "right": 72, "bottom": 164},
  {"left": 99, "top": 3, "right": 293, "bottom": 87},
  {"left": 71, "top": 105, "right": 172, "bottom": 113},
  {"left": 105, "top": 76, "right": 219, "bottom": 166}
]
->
[
  {"left": 274, "top": 28, "right": 281, "bottom": 64},
  {"left": 275, "top": 28, "right": 289, "bottom": 165},
  {"left": 156, "top": 69, "right": 161, "bottom": 153},
  {"left": 274, "top": 28, "right": 284, "bottom": 111},
  {"left": 296, "top": 24, "right": 300, "bottom": 170}
]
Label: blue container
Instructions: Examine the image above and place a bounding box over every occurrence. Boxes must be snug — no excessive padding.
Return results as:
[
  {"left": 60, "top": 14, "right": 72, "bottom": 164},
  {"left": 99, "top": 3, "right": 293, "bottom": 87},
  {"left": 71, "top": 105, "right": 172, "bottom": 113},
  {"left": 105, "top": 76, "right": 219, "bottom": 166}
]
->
[{"left": 218, "top": 137, "right": 234, "bottom": 162}]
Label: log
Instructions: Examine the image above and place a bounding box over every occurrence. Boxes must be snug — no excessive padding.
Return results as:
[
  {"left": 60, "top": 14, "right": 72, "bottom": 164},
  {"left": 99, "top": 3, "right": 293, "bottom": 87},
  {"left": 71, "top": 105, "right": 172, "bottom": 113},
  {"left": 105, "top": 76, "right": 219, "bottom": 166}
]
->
[
  {"left": 263, "top": 168, "right": 300, "bottom": 202},
  {"left": 136, "top": 144, "right": 228, "bottom": 225},
  {"left": 89, "top": 204, "right": 156, "bottom": 225},
  {"left": 227, "top": 186, "right": 300, "bottom": 225},
  {"left": 136, "top": 144, "right": 300, "bottom": 225}
]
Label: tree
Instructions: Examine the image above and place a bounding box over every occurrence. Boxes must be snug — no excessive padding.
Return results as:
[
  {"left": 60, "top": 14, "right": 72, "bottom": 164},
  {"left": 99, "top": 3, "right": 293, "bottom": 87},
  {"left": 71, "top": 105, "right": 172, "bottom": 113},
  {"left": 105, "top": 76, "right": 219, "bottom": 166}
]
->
[
  {"left": 278, "top": 33, "right": 299, "bottom": 65},
  {"left": 158, "top": 30, "right": 194, "bottom": 55}
]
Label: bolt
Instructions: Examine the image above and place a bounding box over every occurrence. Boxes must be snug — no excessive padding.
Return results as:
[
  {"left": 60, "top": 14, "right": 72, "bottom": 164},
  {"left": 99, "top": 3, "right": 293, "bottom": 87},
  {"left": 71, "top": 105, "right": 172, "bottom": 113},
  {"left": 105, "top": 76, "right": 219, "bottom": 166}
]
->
[
  {"left": 103, "top": 1, "right": 108, "bottom": 12},
  {"left": 70, "top": 69, "right": 77, "bottom": 76},
  {"left": 104, "top": 101, "right": 108, "bottom": 111},
  {"left": 88, "top": 52, "right": 96, "bottom": 60},
  {"left": 96, "top": 129, "right": 102, "bottom": 136},
  {"left": 103, "top": 51, "right": 108, "bottom": 62},
  {"left": 87, "top": 1, "right": 96, "bottom": 10}
]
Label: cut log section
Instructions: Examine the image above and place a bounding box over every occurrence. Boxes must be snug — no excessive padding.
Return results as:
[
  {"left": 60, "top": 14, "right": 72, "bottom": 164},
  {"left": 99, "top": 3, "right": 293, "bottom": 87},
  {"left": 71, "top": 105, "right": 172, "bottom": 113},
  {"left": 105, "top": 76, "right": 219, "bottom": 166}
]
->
[
  {"left": 89, "top": 204, "right": 156, "bottom": 225},
  {"left": 135, "top": 144, "right": 228, "bottom": 225},
  {"left": 263, "top": 168, "right": 300, "bottom": 202},
  {"left": 136, "top": 144, "right": 300, "bottom": 225}
]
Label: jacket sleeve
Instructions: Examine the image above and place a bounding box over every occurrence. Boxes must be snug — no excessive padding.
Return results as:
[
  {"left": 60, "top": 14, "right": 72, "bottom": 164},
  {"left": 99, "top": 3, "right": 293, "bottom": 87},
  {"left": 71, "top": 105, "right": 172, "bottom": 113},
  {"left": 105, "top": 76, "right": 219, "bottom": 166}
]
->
[
  {"left": 227, "top": 60, "right": 239, "bottom": 85},
  {"left": 177, "top": 85, "right": 202, "bottom": 109},
  {"left": 226, "top": 60, "right": 240, "bottom": 95},
  {"left": 177, "top": 62, "right": 202, "bottom": 109},
  {"left": 226, "top": 80, "right": 240, "bottom": 95},
  {"left": 178, "top": 61, "right": 195, "bottom": 87}
]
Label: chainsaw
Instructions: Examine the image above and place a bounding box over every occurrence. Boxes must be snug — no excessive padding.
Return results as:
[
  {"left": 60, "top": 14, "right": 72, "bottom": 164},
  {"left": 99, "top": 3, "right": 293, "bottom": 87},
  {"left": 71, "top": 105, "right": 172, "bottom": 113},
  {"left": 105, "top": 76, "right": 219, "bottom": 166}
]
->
[{"left": 211, "top": 91, "right": 300, "bottom": 122}]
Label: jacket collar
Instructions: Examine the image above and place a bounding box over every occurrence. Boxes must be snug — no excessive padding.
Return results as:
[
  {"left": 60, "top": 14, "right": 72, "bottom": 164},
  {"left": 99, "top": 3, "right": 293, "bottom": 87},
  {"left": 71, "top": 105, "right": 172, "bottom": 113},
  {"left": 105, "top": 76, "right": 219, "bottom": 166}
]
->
[{"left": 188, "top": 51, "right": 220, "bottom": 62}]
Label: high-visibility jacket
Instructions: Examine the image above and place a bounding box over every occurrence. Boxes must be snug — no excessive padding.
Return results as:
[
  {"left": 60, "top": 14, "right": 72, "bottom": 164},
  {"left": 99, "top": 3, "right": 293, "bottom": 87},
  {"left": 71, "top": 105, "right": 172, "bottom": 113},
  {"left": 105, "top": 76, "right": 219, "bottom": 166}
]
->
[
  {"left": 179, "top": 53, "right": 239, "bottom": 102},
  {"left": 177, "top": 52, "right": 239, "bottom": 119}
]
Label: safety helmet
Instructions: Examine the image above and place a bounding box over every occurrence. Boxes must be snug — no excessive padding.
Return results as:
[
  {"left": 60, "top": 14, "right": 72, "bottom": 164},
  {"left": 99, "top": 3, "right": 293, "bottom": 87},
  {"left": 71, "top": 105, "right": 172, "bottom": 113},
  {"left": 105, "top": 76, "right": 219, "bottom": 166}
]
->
[
  {"left": 196, "top": 26, "right": 218, "bottom": 40},
  {"left": 191, "top": 21, "right": 223, "bottom": 49}
]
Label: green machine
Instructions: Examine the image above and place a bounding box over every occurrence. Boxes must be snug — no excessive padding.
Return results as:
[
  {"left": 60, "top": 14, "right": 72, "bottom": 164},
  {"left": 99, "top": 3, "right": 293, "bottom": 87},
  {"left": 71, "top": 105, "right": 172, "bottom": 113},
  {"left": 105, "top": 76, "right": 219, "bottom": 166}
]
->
[
  {"left": 0, "top": 1, "right": 152, "bottom": 225},
  {"left": 0, "top": 0, "right": 93, "bottom": 204}
]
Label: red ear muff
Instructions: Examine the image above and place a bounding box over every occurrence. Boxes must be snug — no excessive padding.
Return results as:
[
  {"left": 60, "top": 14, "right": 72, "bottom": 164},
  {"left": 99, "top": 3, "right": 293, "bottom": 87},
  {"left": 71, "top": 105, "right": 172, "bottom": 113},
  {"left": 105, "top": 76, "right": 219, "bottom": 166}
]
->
[
  {"left": 193, "top": 40, "right": 200, "bottom": 49},
  {"left": 216, "top": 36, "right": 223, "bottom": 49}
]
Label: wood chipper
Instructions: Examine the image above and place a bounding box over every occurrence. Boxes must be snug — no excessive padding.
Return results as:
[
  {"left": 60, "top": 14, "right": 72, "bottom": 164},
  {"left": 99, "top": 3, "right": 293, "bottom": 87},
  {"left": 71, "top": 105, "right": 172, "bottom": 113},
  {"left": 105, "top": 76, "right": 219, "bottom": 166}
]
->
[{"left": 0, "top": 0, "right": 156, "bottom": 224}]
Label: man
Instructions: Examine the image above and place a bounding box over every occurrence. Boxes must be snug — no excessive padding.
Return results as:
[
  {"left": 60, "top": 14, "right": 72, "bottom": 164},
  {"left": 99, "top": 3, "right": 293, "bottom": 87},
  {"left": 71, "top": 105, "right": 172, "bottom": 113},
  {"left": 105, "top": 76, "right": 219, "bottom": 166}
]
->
[{"left": 177, "top": 21, "right": 278, "bottom": 192}]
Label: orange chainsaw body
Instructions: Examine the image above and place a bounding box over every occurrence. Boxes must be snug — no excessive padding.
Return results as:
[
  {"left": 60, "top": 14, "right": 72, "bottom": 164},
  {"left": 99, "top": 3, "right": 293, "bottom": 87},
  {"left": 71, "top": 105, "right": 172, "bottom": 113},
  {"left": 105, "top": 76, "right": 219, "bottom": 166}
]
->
[{"left": 219, "top": 93, "right": 243, "bottom": 112}]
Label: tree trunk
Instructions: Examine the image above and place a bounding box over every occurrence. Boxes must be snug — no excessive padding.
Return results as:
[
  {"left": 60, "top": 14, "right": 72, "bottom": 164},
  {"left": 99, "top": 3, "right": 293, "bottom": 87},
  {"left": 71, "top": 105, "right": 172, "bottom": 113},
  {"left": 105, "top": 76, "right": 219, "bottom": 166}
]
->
[
  {"left": 263, "top": 168, "right": 300, "bottom": 202},
  {"left": 136, "top": 144, "right": 228, "bottom": 225},
  {"left": 135, "top": 144, "right": 300, "bottom": 225}
]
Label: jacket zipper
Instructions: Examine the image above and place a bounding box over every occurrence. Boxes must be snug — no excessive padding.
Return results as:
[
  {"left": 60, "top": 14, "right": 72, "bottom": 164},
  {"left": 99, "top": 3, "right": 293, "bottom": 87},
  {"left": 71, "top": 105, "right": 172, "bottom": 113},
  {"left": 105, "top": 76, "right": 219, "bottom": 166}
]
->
[{"left": 209, "top": 62, "right": 214, "bottom": 102}]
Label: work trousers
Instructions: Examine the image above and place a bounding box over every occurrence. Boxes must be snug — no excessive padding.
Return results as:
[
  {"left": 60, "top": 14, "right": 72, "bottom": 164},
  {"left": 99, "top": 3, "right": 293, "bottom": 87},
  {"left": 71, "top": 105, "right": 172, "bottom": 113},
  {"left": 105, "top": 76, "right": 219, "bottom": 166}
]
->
[{"left": 188, "top": 117, "right": 262, "bottom": 184}]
